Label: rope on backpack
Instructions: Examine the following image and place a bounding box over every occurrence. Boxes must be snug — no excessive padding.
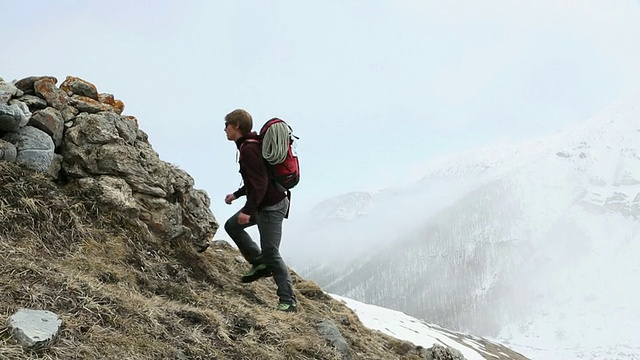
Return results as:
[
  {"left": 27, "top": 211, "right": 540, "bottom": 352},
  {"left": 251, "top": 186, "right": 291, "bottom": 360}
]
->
[{"left": 261, "top": 122, "right": 291, "bottom": 165}]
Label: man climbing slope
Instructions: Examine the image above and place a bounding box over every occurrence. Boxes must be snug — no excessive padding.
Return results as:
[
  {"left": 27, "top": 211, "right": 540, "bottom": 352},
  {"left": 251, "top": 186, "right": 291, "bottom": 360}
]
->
[{"left": 223, "top": 109, "right": 297, "bottom": 313}]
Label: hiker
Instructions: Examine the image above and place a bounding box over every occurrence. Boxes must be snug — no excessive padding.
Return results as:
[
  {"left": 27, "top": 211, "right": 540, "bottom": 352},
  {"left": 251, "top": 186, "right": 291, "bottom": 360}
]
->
[{"left": 223, "top": 109, "right": 298, "bottom": 313}]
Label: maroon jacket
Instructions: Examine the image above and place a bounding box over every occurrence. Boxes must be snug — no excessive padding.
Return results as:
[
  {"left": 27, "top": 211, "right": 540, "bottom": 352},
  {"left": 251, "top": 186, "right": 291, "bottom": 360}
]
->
[{"left": 233, "top": 132, "right": 287, "bottom": 215}]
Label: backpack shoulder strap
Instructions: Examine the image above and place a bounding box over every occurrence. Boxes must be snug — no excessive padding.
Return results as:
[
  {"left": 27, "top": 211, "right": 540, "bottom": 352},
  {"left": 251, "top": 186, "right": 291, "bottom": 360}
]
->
[
  {"left": 239, "top": 138, "right": 261, "bottom": 150},
  {"left": 242, "top": 139, "right": 260, "bottom": 145},
  {"left": 238, "top": 139, "right": 261, "bottom": 160}
]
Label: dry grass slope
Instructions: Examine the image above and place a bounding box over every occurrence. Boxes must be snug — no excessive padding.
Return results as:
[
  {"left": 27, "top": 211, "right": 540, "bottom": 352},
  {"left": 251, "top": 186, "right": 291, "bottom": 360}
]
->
[{"left": 0, "top": 161, "right": 430, "bottom": 360}]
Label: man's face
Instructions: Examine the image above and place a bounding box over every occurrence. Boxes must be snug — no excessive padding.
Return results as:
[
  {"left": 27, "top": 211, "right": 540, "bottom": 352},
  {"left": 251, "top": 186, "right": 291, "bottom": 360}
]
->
[{"left": 224, "top": 121, "right": 241, "bottom": 141}]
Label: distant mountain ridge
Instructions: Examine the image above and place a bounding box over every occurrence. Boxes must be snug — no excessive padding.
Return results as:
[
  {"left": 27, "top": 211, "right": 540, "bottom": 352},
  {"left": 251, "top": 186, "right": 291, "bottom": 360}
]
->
[
  {"left": 293, "top": 92, "right": 640, "bottom": 360},
  {"left": 309, "top": 191, "right": 374, "bottom": 222}
]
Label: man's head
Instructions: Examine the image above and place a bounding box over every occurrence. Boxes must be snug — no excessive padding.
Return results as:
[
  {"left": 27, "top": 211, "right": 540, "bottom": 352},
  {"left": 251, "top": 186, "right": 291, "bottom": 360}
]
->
[{"left": 224, "top": 109, "right": 253, "bottom": 141}]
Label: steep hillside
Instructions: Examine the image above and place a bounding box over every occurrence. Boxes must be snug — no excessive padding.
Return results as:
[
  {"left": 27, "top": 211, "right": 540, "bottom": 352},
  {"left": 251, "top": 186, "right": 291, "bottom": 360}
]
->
[
  {"left": 0, "top": 161, "right": 434, "bottom": 360},
  {"left": 301, "top": 93, "right": 640, "bottom": 359},
  {"left": 0, "top": 75, "right": 528, "bottom": 359}
]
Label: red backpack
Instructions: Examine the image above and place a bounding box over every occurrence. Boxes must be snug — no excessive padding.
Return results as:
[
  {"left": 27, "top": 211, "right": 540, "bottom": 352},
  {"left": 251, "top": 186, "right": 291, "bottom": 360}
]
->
[{"left": 247, "top": 118, "right": 300, "bottom": 190}]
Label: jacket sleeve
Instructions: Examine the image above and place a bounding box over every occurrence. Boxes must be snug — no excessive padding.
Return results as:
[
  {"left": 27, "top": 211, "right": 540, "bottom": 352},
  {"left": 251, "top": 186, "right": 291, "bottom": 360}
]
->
[
  {"left": 233, "top": 186, "right": 246, "bottom": 198},
  {"left": 238, "top": 143, "right": 268, "bottom": 215}
]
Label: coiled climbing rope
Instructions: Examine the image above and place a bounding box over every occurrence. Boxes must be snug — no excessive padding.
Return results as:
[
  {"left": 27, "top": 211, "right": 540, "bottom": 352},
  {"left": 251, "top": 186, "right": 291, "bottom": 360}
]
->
[{"left": 261, "top": 121, "right": 291, "bottom": 165}]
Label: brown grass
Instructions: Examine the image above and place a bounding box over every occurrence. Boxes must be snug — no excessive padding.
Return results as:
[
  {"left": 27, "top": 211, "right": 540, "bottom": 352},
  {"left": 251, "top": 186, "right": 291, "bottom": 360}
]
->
[{"left": 0, "top": 161, "right": 430, "bottom": 360}]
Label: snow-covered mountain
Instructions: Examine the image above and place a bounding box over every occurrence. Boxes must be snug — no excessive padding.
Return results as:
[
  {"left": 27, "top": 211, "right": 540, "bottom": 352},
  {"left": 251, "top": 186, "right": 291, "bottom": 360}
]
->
[
  {"left": 290, "top": 92, "right": 640, "bottom": 360},
  {"left": 309, "top": 191, "right": 375, "bottom": 221}
]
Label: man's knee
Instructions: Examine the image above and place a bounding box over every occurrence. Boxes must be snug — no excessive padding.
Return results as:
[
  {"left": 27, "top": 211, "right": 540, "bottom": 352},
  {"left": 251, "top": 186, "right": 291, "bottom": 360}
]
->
[
  {"left": 261, "top": 247, "right": 281, "bottom": 261},
  {"left": 224, "top": 216, "right": 237, "bottom": 234}
]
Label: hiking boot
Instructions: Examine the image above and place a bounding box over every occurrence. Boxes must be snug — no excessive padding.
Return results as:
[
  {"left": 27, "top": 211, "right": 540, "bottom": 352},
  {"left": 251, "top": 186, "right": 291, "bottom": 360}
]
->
[
  {"left": 241, "top": 263, "right": 272, "bottom": 283},
  {"left": 276, "top": 302, "right": 298, "bottom": 313}
]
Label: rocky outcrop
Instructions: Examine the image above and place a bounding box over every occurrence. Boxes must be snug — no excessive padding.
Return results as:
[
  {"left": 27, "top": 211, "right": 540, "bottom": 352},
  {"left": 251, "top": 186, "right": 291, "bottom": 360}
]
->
[{"left": 0, "top": 75, "right": 218, "bottom": 251}]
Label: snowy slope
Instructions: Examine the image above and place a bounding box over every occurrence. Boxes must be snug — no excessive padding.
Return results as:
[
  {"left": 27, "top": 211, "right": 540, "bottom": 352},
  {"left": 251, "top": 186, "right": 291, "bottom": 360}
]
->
[
  {"left": 334, "top": 294, "right": 529, "bottom": 360},
  {"left": 295, "top": 92, "right": 640, "bottom": 360}
]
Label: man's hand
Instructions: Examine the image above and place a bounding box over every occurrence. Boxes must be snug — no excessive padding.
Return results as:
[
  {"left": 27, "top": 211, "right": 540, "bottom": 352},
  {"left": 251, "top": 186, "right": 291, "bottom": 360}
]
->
[
  {"left": 225, "top": 193, "right": 236, "bottom": 204},
  {"left": 237, "top": 212, "right": 251, "bottom": 224}
]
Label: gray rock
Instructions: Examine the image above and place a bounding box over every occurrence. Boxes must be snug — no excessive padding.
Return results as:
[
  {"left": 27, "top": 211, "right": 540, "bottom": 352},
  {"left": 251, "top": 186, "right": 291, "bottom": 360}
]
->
[
  {"left": 9, "top": 309, "right": 62, "bottom": 349},
  {"left": 0, "top": 91, "right": 11, "bottom": 104},
  {"left": 0, "top": 103, "right": 30, "bottom": 131},
  {"left": 60, "top": 76, "right": 99, "bottom": 100},
  {"left": 421, "top": 344, "right": 465, "bottom": 360},
  {"left": 60, "top": 105, "right": 79, "bottom": 122},
  {"left": 72, "top": 176, "right": 139, "bottom": 217},
  {"left": 49, "top": 153, "right": 63, "bottom": 179},
  {"left": 70, "top": 94, "right": 107, "bottom": 113},
  {"left": 17, "top": 94, "right": 48, "bottom": 111},
  {"left": 98, "top": 93, "right": 125, "bottom": 114},
  {"left": 14, "top": 76, "right": 57, "bottom": 94},
  {"left": 0, "top": 139, "right": 17, "bottom": 161},
  {"left": 34, "top": 77, "right": 68, "bottom": 110},
  {"left": 0, "top": 78, "right": 23, "bottom": 97},
  {"left": 2, "top": 126, "right": 55, "bottom": 172},
  {"left": 10, "top": 99, "right": 32, "bottom": 124},
  {"left": 29, "top": 107, "right": 64, "bottom": 147},
  {"left": 316, "top": 319, "right": 353, "bottom": 360}
]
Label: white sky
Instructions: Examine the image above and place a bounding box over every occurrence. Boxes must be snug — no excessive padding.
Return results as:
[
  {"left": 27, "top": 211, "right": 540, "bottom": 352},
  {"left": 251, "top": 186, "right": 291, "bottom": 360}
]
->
[{"left": 3, "top": 0, "right": 640, "bottom": 227}]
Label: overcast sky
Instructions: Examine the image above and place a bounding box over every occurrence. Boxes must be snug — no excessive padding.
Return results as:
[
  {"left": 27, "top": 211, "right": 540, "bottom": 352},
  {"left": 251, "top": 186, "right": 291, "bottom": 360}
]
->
[{"left": 3, "top": 0, "right": 640, "bottom": 230}]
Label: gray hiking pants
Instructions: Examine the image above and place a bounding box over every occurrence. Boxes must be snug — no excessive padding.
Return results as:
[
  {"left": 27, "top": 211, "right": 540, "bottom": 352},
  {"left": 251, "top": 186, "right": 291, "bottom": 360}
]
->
[{"left": 224, "top": 197, "right": 296, "bottom": 305}]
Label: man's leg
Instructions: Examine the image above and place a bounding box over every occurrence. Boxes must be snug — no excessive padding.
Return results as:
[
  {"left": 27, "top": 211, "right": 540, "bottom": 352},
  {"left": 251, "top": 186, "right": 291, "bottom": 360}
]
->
[
  {"left": 224, "top": 210, "right": 260, "bottom": 264},
  {"left": 256, "top": 198, "right": 296, "bottom": 306}
]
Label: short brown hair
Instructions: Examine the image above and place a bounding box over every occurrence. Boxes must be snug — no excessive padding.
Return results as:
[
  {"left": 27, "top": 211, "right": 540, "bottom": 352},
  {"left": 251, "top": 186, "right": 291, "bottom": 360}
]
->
[{"left": 225, "top": 109, "right": 253, "bottom": 135}]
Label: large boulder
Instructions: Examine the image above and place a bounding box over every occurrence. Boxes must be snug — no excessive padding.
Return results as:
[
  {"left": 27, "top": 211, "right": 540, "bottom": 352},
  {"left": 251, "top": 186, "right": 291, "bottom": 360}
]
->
[{"left": 2, "top": 126, "right": 55, "bottom": 172}]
